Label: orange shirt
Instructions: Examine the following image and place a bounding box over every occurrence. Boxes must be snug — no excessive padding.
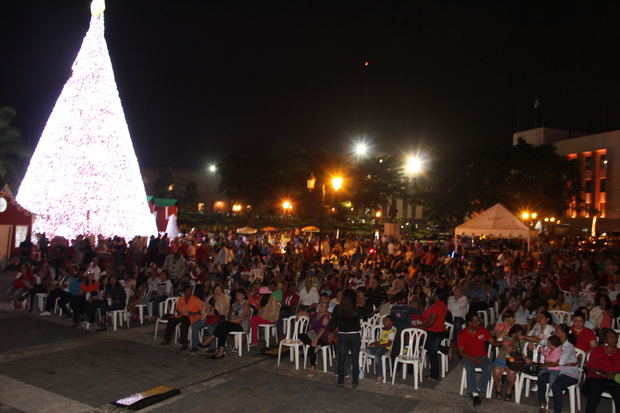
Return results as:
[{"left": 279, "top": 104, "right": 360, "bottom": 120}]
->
[
  {"left": 80, "top": 281, "right": 99, "bottom": 293},
  {"left": 176, "top": 295, "right": 204, "bottom": 324}
]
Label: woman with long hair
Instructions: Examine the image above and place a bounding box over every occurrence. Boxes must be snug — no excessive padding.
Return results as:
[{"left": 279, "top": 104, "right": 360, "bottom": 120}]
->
[{"left": 332, "top": 289, "right": 361, "bottom": 387}]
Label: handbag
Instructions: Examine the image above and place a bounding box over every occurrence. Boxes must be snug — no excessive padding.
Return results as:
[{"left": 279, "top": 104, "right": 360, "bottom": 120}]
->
[{"left": 506, "top": 351, "right": 526, "bottom": 372}]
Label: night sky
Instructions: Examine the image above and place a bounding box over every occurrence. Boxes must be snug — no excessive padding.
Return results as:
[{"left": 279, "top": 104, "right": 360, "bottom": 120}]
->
[{"left": 1, "top": 1, "right": 619, "bottom": 169}]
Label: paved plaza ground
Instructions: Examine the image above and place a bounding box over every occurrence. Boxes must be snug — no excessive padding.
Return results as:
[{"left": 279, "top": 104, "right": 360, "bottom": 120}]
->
[{"left": 0, "top": 272, "right": 612, "bottom": 413}]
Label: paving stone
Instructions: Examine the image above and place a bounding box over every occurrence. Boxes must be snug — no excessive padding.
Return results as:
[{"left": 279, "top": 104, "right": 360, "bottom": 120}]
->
[{"left": 0, "top": 316, "right": 87, "bottom": 352}]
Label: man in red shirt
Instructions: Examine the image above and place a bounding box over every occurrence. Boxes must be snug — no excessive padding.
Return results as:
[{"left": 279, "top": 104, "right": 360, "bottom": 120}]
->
[
  {"left": 457, "top": 312, "right": 500, "bottom": 407},
  {"left": 277, "top": 283, "right": 300, "bottom": 330}
]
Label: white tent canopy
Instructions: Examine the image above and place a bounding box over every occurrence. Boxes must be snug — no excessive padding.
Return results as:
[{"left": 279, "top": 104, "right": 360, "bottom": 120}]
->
[{"left": 455, "top": 203, "right": 532, "bottom": 239}]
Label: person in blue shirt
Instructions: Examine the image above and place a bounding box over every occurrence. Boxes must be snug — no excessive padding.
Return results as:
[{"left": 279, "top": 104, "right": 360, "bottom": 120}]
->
[{"left": 390, "top": 292, "right": 422, "bottom": 363}]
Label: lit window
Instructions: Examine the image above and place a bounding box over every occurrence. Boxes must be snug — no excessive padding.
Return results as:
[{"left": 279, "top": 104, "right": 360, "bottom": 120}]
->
[
  {"left": 600, "top": 154, "right": 608, "bottom": 169},
  {"left": 197, "top": 202, "right": 205, "bottom": 211},
  {"left": 599, "top": 203, "right": 606, "bottom": 218},
  {"left": 15, "top": 225, "right": 28, "bottom": 248}
]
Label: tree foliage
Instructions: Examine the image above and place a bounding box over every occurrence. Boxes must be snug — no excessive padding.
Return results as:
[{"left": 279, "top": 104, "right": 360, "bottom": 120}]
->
[
  {"left": 420, "top": 142, "right": 580, "bottom": 225},
  {"left": 350, "top": 155, "right": 406, "bottom": 214},
  {"left": 180, "top": 181, "right": 200, "bottom": 211},
  {"left": 153, "top": 167, "right": 176, "bottom": 198},
  {"left": 0, "top": 107, "right": 29, "bottom": 189}
]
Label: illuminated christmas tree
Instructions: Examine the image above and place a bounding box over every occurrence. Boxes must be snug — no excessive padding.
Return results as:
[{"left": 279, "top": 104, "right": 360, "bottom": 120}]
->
[{"left": 17, "top": 0, "right": 157, "bottom": 239}]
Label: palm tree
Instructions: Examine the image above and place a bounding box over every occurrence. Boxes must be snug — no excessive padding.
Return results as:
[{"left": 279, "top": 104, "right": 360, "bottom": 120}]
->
[{"left": 0, "top": 107, "right": 29, "bottom": 189}]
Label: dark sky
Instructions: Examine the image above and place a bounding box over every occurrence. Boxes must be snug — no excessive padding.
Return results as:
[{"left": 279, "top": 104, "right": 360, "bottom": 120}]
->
[{"left": 1, "top": 0, "right": 619, "bottom": 169}]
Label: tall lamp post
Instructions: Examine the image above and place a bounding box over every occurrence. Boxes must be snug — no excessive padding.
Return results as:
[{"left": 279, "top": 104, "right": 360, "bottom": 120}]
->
[{"left": 307, "top": 173, "right": 343, "bottom": 261}]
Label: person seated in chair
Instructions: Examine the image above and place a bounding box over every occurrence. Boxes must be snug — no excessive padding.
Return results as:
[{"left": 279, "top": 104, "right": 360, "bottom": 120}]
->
[
  {"left": 365, "top": 315, "right": 396, "bottom": 382},
  {"left": 161, "top": 285, "right": 203, "bottom": 350}
]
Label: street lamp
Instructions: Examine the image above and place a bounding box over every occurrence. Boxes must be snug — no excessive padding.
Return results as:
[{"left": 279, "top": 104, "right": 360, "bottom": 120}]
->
[
  {"left": 331, "top": 176, "right": 343, "bottom": 191},
  {"left": 208, "top": 164, "right": 217, "bottom": 173},
  {"left": 521, "top": 211, "right": 530, "bottom": 220},
  {"left": 282, "top": 200, "right": 293, "bottom": 216},
  {"left": 307, "top": 173, "right": 345, "bottom": 261},
  {"left": 404, "top": 154, "right": 424, "bottom": 176},
  {"left": 353, "top": 141, "right": 369, "bottom": 158}
]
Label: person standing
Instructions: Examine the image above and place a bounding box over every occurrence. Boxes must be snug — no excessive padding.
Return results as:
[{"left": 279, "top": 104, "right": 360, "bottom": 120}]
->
[
  {"left": 418, "top": 290, "right": 449, "bottom": 380},
  {"left": 457, "top": 313, "right": 500, "bottom": 407},
  {"left": 332, "top": 289, "right": 362, "bottom": 388}
]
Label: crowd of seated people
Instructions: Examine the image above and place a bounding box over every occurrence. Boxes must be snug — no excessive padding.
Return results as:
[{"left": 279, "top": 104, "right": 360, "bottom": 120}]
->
[{"left": 4, "top": 230, "right": 620, "bottom": 411}]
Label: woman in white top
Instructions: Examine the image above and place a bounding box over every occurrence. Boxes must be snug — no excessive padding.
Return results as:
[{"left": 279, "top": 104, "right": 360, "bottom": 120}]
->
[{"left": 528, "top": 311, "right": 555, "bottom": 340}]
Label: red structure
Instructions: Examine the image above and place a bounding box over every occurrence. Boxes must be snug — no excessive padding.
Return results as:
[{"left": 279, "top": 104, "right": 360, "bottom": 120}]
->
[
  {"left": 147, "top": 197, "right": 178, "bottom": 233},
  {"left": 0, "top": 186, "right": 33, "bottom": 255}
]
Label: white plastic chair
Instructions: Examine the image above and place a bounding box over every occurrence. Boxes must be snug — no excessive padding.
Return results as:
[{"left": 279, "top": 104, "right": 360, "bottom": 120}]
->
[
  {"left": 477, "top": 310, "right": 489, "bottom": 328},
  {"left": 153, "top": 297, "right": 178, "bottom": 340},
  {"left": 601, "top": 392, "right": 616, "bottom": 413},
  {"left": 391, "top": 328, "right": 427, "bottom": 389},
  {"left": 515, "top": 344, "right": 545, "bottom": 404},
  {"left": 363, "top": 326, "right": 392, "bottom": 382},
  {"left": 439, "top": 322, "right": 454, "bottom": 378},
  {"left": 544, "top": 348, "right": 586, "bottom": 413},
  {"left": 36, "top": 293, "right": 48, "bottom": 312},
  {"left": 278, "top": 316, "right": 309, "bottom": 370},
  {"left": 549, "top": 310, "right": 570, "bottom": 325},
  {"left": 109, "top": 295, "right": 131, "bottom": 331},
  {"left": 135, "top": 286, "right": 154, "bottom": 324},
  {"left": 229, "top": 307, "right": 253, "bottom": 356},
  {"left": 303, "top": 342, "right": 334, "bottom": 373}
]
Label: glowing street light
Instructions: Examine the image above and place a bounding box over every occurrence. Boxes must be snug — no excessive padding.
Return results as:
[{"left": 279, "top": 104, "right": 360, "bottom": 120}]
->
[
  {"left": 531, "top": 212, "right": 538, "bottom": 220},
  {"left": 521, "top": 211, "right": 530, "bottom": 220},
  {"left": 375, "top": 211, "right": 382, "bottom": 218},
  {"left": 353, "top": 141, "right": 369, "bottom": 158},
  {"left": 282, "top": 200, "right": 293, "bottom": 211},
  {"left": 331, "top": 176, "right": 343, "bottom": 191},
  {"left": 404, "top": 154, "right": 424, "bottom": 176},
  {"left": 208, "top": 164, "right": 217, "bottom": 173},
  {"left": 231, "top": 204, "right": 242, "bottom": 212}
]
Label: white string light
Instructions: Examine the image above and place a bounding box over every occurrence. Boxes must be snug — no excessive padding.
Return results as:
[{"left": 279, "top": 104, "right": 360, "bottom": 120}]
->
[{"left": 17, "top": 7, "right": 157, "bottom": 240}]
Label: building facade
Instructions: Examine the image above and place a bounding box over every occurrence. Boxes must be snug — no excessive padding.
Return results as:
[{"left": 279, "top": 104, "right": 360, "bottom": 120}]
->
[{"left": 513, "top": 127, "right": 620, "bottom": 232}]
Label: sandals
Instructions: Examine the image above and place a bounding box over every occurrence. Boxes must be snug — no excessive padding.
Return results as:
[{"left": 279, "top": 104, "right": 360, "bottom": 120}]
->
[
  {"left": 494, "top": 388, "right": 503, "bottom": 399},
  {"left": 504, "top": 392, "right": 512, "bottom": 401}
]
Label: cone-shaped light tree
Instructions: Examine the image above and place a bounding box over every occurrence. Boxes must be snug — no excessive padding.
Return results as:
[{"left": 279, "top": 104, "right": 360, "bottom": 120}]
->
[{"left": 17, "top": 0, "right": 157, "bottom": 239}]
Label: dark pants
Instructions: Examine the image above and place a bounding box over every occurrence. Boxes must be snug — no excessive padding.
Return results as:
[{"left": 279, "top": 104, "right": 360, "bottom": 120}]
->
[
  {"left": 581, "top": 377, "right": 620, "bottom": 413},
  {"left": 391, "top": 327, "right": 405, "bottom": 364},
  {"left": 70, "top": 296, "right": 87, "bottom": 323},
  {"left": 425, "top": 331, "right": 448, "bottom": 379},
  {"left": 337, "top": 332, "right": 361, "bottom": 385},
  {"left": 452, "top": 317, "right": 465, "bottom": 343},
  {"left": 538, "top": 372, "right": 578, "bottom": 413},
  {"left": 87, "top": 300, "right": 124, "bottom": 325},
  {"left": 299, "top": 333, "right": 327, "bottom": 367},
  {"left": 45, "top": 289, "right": 71, "bottom": 313},
  {"left": 163, "top": 316, "right": 191, "bottom": 345},
  {"left": 213, "top": 321, "right": 243, "bottom": 349},
  {"left": 26, "top": 285, "right": 48, "bottom": 311}
]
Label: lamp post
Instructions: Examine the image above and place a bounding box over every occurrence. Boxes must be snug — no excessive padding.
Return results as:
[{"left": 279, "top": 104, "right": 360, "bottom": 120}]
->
[{"left": 307, "top": 173, "right": 343, "bottom": 261}]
